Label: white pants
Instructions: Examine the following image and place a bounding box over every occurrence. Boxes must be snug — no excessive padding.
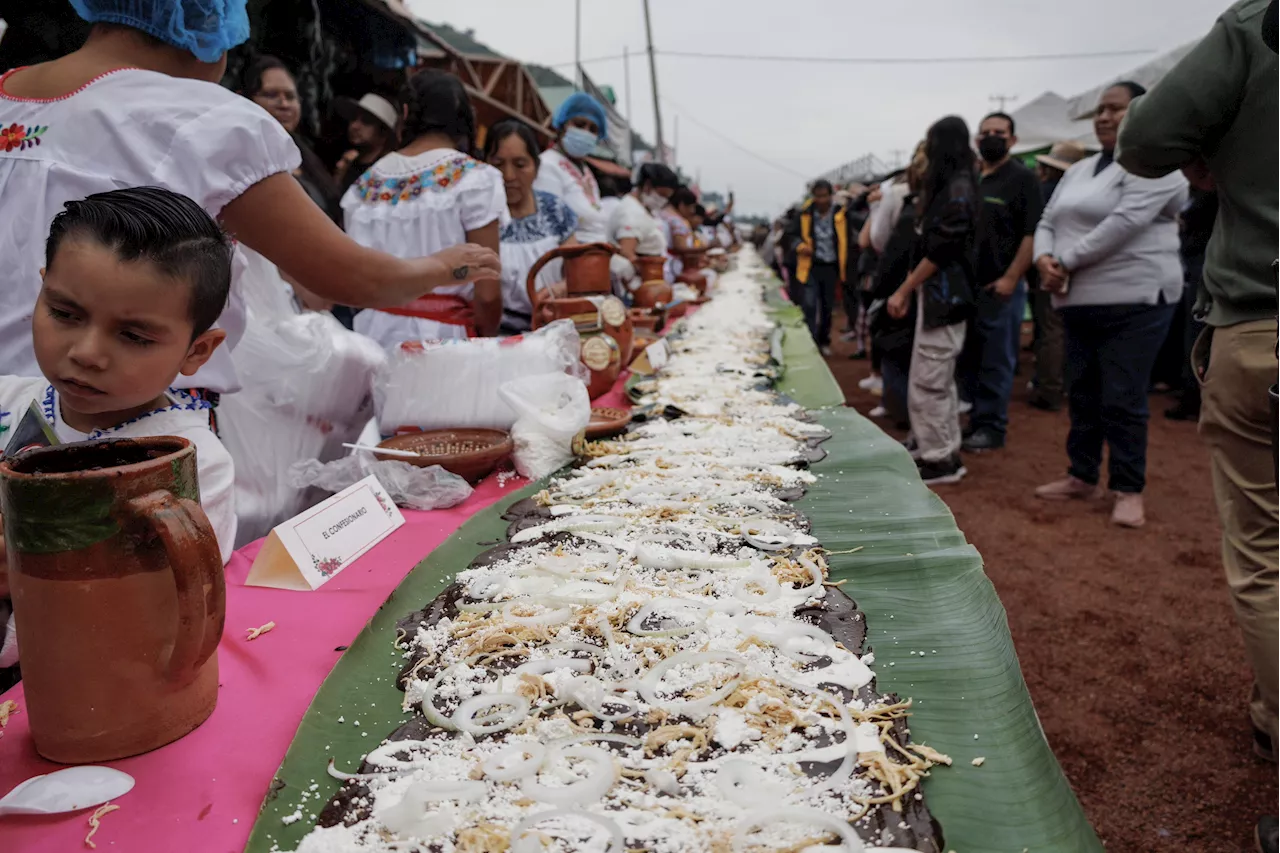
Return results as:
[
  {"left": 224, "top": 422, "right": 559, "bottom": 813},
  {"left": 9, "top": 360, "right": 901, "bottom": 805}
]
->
[{"left": 907, "top": 293, "right": 966, "bottom": 463}]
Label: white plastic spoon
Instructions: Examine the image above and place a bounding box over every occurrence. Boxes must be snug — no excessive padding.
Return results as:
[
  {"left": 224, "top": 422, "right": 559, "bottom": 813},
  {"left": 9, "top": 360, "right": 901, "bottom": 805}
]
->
[
  {"left": 341, "top": 442, "right": 421, "bottom": 459},
  {"left": 0, "top": 766, "right": 134, "bottom": 817}
]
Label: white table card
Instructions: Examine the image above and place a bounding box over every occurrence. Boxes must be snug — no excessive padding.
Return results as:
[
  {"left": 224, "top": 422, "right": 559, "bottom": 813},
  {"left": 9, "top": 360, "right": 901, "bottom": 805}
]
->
[{"left": 245, "top": 474, "right": 405, "bottom": 591}]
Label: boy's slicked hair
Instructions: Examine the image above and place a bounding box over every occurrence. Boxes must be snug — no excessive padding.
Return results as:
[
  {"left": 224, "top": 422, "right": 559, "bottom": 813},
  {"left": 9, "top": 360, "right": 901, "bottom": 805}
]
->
[{"left": 45, "top": 186, "right": 232, "bottom": 338}]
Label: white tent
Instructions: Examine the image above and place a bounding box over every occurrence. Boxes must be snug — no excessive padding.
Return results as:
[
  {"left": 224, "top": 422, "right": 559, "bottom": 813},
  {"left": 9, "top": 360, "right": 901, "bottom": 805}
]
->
[
  {"left": 1065, "top": 41, "right": 1197, "bottom": 120},
  {"left": 1007, "top": 40, "right": 1199, "bottom": 155},
  {"left": 1008, "top": 91, "right": 1096, "bottom": 154}
]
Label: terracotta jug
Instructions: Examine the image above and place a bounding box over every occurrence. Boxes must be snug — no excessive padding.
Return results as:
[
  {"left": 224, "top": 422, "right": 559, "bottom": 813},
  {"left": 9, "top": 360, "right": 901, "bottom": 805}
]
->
[
  {"left": 633, "top": 255, "right": 666, "bottom": 283},
  {"left": 0, "top": 437, "right": 225, "bottom": 763},
  {"left": 526, "top": 242, "right": 617, "bottom": 297},
  {"left": 633, "top": 279, "right": 673, "bottom": 309},
  {"left": 527, "top": 243, "right": 633, "bottom": 397}
]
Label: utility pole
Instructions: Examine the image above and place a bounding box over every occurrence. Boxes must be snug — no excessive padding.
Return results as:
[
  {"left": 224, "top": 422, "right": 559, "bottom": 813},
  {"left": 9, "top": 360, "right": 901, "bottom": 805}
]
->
[
  {"left": 574, "top": 0, "right": 582, "bottom": 88},
  {"left": 623, "top": 46, "right": 632, "bottom": 126},
  {"left": 673, "top": 114, "right": 679, "bottom": 168},
  {"left": 642, "top": 0, "right": 665, "bottom": 163},
  {"left": 989, "top": 93, "right": 1018, "bottom": 112}
]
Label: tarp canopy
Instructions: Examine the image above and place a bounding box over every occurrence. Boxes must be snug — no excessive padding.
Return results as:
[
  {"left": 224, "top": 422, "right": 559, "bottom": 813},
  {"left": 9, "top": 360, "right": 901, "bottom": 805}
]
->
[
  {"left": 1065, "top": 41, "right": 1197, "bottom": 119},
  {"left": 1009, "top": 91, "right": 1097, "bottom": 154}
]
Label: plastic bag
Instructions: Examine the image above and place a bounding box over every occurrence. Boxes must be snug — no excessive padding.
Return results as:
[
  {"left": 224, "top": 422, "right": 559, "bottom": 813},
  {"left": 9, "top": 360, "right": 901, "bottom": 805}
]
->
[
  {"left": 289, "top": 456, "right": 473, "bottom": 511},
  {"left": 375, "top": 319, "right": 586, "bottom": 434},
  {"left": 220, "top": 250, "right": 388, "bottom": 545},
  {"left": 498, "top": 373, "right": 591, "bottom": 481}
]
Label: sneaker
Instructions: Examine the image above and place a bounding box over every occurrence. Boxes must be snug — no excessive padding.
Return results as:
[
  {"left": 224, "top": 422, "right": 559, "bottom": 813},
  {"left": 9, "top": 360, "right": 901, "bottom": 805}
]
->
[
  {"left": 1111, "top": 492, "right": 1145, "bottom": 528},
  {"left": 957, "top": 399, "right": 973, "bottom": 414},
  {"left": 917, "top": 454, "right": 967, "bottom": 485},
  {"left": 819, "top": 345, "right": 833, "bottom": 357},
  {"left": 1257, "top": 816, "right": 1278, "bottom": 853},
  {"left": 1035, "top": 476, "right": 1102, "bottom": 501},
  {"left": 857, "top": 375, "right": 883, "bottom": 393},
  {"left": 868, "top": 406, "right": 887, "bottom": 418},
  {"left": 962, "top": 427, "right": 1005, "bottom": 453}
]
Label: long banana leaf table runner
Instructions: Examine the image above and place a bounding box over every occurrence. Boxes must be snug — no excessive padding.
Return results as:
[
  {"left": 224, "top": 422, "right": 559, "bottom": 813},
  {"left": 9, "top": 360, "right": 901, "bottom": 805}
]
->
[{"left": 0, "top": 282, "right": 1100, "bottom": 853}]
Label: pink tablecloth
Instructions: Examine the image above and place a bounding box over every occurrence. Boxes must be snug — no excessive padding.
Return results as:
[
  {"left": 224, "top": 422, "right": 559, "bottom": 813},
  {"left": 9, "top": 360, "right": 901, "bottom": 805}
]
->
[{"left": 0, "top": 386, "right": 630, "bottom": 852}]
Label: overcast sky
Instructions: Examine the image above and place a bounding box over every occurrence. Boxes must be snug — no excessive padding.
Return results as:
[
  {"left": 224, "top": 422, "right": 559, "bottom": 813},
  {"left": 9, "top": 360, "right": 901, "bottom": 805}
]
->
[{"left": 408, "top": 0, "right": 1224, "bottom": 217}]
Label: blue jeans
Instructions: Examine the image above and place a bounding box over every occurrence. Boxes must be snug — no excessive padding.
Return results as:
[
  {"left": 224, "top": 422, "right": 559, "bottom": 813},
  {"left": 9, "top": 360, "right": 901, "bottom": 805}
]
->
[
  {"left": 960, "top": 281, "right": 1028, "bottom": 439},
  {"left": 802, "top": 263, "right": 839, "bottom": 347},
  {"left": 1060, "top": 301, "right": 1176, "bottom": 493}
]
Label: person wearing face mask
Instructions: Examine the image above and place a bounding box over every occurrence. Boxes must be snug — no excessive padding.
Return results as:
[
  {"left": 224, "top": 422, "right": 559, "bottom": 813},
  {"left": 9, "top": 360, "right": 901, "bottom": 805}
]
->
[
  {"left": 608, "top": 163, "right": 680, "bottom": 286},
  {"left": 958, "top": 112, "right": 1044, "bottom": 453},
  {"left": 533, "top": 92, "right": 610, "bottom": 244}
]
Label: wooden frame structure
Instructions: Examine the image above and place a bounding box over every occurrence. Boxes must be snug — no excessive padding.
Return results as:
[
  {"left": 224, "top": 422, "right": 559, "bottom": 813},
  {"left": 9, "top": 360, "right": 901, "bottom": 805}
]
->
[{"left": 359, "top": 0, "right": 556, "bottom": 141}]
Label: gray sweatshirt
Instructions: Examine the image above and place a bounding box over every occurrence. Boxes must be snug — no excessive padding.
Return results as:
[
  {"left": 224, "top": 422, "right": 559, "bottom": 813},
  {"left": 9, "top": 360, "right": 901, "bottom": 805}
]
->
[{"left": 1033, "top": 154, "right": 1188, "bottom": 309}]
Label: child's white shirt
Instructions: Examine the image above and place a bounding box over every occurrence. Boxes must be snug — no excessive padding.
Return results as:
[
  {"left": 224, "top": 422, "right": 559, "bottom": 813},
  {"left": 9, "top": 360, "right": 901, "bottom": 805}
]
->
[{"left": 0, "top": 376, "right": 237, "bottom": 564}]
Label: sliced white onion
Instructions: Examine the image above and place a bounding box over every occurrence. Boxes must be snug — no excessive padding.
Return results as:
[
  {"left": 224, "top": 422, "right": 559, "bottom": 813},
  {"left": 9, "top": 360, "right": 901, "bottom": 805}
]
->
[
  {"left": 419, "top": 665, "right": 462, "bottom": 731},
  {"left": 715, "top": 758, "right": 793, "bottom": 810},
  {"left": 787, "top": 553, "right": 826, "bottom": 598},
  {"left": 639, "top": 651, "right": 746, "bottom": 719},
  {"left": 546, "top": 572, "right": 628, "bottom": 606},
  {"left": 636, "top": 542, "right": 752, "bottom": 571},
  {"left": 626, "top": 599, "right": 706, "bottom": 638},
  {"left": 564, "top": 675, "right": 642, "bottom": 721},
  {"left": 514, "top": 657, "right": 594, "bottom": 678},
  {"left": 510, "top": 515, "right": 627, "bottom": 544},
  {"left": 520, "top": 745, "right": 616, "bottom": 806},
  {"left": 364, "top": 738, "right": 441, "bottom": 770},
  {"left": 545, "top": 640, "right": 608, "bottom": 661},
  {"left": 510, "top": 809, "right": 625, "bottom": 853},
  {"left": 452, "top": 692, "right": 530, "bottom": 735},
  {"left": 326, "top": 757, "right": 421, "bottom": 782},
  {"left": 502, "top": 600, "right": 573, "bottom": 627},
  {"left": 377, "top": 780, "right": 486, "bottom": 838},
  {"left": 773, "top": 678, "right": 857, "bottom": 796},
  {"left": 742, "top": 525, "right": 795, "bottom": 551},
  {"left": 732, "top": 571, "right": 782, "bottom": 604},
  {"left": 482, "top": 742, "right": 548, "bottom": 782},
  {"left": 550, "top": 732, "right": 643, "bottom": 749},
  {"left": 455, "top": 599, "right": 505, "bottom": 613},
  {"left": 732, "top": 807, "right": 863, "bottom": 853},
  {"left": 645, "top": 767, "right": 681, "bottom": 796}
]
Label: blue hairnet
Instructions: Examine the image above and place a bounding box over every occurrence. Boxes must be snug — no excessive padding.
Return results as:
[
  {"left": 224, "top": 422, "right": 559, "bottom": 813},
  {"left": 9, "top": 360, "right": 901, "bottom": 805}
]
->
[
  {"left": 553, "top": 92, "right": 607, "bottom": 139},
  {"left": 69, "top": 0, "right": 250, "bottom": 63}
]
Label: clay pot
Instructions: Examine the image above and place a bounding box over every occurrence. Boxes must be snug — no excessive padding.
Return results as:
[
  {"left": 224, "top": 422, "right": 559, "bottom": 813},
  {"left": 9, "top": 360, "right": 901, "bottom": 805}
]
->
[
  {"left": 526, "top": 242, "right": 618, "bottom": 299},
  {"left": 633, "top": 280, "right": 673, "bottom": 309},
  {"left": 633, "top": 255, "right": 666, "bottom": 283},
  {"left": 0, "top": 437, "right": 225, "bottom": 763}
]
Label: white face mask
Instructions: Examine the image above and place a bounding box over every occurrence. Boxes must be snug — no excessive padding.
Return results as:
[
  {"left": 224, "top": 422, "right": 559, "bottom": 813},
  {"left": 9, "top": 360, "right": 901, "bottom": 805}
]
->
[{"left": 641, "top": 191, "right": 667, "bottom": 212}]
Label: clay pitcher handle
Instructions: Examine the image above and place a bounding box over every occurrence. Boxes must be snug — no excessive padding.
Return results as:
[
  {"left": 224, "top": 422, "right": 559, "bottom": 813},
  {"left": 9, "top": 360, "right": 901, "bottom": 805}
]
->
[
  {"left": 526, "top": 245, "right": 573, "bottom": 317},
  {"left": 128, "top": 490, "right": 226, "bottom": 685}
]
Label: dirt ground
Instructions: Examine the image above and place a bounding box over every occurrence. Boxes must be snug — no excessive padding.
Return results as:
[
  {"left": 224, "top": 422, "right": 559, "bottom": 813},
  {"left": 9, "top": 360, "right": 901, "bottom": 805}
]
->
[{"left": 822, "top": 316, "right": 1278, "bottom": 852}]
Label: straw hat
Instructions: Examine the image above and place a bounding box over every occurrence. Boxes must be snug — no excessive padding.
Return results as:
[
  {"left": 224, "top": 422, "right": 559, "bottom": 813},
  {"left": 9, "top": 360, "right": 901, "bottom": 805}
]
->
[
  {"left": 334, "top": 93, "right": 399, "bottom": 132},
  {"left": 1036, "top": 140, "right": 1088, "bottom": 173}
]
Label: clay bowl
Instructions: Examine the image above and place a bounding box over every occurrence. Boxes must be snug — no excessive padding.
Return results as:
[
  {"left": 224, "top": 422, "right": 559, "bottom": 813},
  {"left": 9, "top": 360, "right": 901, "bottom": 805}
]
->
[
  {"left": 376, "top": 429, "right": 512, "bottom": 483},
  {"left": 586, "top": 407, "right": 633, "bottom": 440}
]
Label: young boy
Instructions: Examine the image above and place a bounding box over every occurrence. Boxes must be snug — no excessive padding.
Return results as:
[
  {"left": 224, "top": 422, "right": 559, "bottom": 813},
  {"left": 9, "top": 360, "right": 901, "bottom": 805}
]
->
[{"left": 0, "top": 186, "right": 237, "bottom": 670}]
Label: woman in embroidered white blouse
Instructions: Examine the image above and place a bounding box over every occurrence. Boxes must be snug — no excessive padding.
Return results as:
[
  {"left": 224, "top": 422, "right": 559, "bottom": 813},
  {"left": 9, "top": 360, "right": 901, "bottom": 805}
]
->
[{"left": 342, "top": 70, "right": 506, "bottom": 345}]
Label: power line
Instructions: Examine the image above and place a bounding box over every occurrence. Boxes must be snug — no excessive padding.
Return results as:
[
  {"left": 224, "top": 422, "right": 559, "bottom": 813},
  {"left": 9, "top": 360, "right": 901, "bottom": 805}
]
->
[
  {"left": 660, "top": 47, "right": 1156, "bottom": 65},
  {"left": 548, "top": 46, "right": 1155, "bottom": 70},
  {"left": 659, "top": 97, "right": 809, "bottom": 180}
]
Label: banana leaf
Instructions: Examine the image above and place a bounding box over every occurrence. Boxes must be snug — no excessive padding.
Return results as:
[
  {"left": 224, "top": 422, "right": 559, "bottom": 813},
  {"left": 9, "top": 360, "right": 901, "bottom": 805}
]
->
[{"left": 246, "top": 298, "right": 1100, "bottom": 853}]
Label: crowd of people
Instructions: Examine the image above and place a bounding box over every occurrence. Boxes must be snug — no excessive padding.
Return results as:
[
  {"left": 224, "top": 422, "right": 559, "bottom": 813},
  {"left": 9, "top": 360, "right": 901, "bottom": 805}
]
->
[
  {"left": 766, "top": 90, "right": 1216, "bottom": 521},
  {"left": 763, "top": 2, "right": 1278, "bottom": 845},
  {"left": 0, "top": 0, "right": 740, "bottom": 682}
]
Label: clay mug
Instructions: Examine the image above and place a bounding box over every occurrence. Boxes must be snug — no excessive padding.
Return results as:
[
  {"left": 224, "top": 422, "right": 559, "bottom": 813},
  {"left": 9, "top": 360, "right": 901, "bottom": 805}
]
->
[{"left": 0, "top": 437, "right": 225, "bottom": 763}]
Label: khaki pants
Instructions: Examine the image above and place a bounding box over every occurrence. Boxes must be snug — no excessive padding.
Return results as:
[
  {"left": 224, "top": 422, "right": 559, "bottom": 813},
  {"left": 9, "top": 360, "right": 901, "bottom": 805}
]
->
[
  {"left": 908, "top": 297, "right": 966, "bottom": 463},
  {"left": 1030, "top": 289, "right": 1066, "bottom": 402},
  {"left": 1195, "top": 318, "right": 1279, "bottom": 745}
]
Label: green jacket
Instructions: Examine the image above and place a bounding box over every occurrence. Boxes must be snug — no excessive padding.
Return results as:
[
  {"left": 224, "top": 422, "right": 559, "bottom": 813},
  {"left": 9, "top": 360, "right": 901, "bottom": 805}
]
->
[{"left": 1117, "top": 0, "right": 1278, "bottom": 327}]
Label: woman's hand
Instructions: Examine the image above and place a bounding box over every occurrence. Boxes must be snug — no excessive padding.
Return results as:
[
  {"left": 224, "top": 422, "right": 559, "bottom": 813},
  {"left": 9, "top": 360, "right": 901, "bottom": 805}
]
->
[
  {"left": 887, "top": 287, "right": 911, "bottom": 319},
  {"left": 1035, "top": 254, "right": 1068, "bottom": 294},
  {"left": 421, "top": 244, "right": 502, "bottom": 288}
]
